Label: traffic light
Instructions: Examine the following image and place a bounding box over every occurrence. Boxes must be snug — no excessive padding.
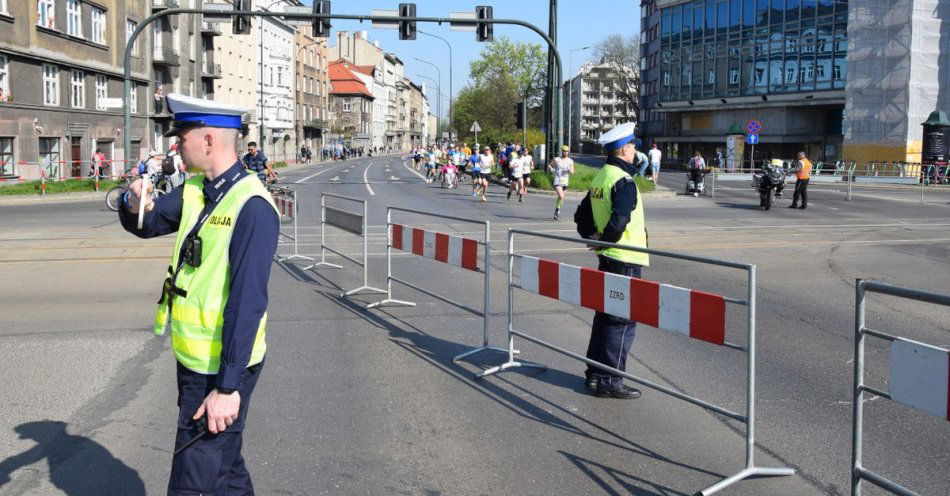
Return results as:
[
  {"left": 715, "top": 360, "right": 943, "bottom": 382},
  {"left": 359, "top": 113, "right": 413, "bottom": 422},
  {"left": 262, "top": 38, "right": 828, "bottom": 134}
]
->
[
  {"left": 232, "top": 0, "right": 252, "bottom": 35},
  {"left": 399, "top": 3, "right": 416, "bottom": 40},
  {"left": 312, "top": 1, "right": 331, "bottom": 38},
  {"left": 476, "top": 6, "right": 493, "bottom": 42},
  {"left": 516, "top": 102, "right": 525, "bottom": 129}
]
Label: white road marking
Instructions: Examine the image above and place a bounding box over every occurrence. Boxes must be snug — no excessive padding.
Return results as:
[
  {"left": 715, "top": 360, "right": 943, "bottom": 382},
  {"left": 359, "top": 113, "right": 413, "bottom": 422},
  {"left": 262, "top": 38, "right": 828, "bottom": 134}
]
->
[
  {"left": 295, "top": 164, "right": 341, "bottom": 184},
  {"left": 363, "top": 161, "right": 376, "bottom": 196},
  {"left": 402, "top": 158, "right": 427, "bottom": 181},
  {"left": 330, "top": 176, "right": 340, "bottom": 181}
]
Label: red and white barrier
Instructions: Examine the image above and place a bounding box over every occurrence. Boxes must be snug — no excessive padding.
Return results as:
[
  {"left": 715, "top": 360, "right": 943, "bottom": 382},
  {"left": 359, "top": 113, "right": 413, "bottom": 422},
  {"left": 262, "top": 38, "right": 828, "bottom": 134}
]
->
[
  {"left": 271, "top": 191, "right": 296, "bottom": 219},
  {"left": 390, "top": 224, "right": 479, "bottom": 272},
  {"left": 889, "top": 338, "right": 950, "bottom": 421},
  {"left": 518, "top": 255, "right": 726, "bottom": 345}
]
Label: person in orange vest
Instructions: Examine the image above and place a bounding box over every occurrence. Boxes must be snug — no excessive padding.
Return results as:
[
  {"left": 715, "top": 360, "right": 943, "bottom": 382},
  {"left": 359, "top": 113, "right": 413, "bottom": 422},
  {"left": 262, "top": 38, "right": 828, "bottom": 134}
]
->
[{"left": 788, "top": 151, "right": 812, "bottom": 209}]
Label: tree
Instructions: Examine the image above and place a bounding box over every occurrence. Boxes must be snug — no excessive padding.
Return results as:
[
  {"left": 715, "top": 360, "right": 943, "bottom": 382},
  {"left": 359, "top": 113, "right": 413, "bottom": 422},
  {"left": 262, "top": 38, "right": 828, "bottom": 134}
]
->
[
  {"left": 593, "top": 34, "right": 641, "bottom": 120},
  {"left": 469, "top": 36, "right": 548, "bottom": 109}
]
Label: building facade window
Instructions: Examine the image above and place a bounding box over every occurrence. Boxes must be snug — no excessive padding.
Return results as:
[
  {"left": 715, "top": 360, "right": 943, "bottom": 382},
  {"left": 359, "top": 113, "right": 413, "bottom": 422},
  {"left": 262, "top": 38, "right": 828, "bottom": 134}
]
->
[
  {"left": 66, "top": 0, "right": 81, "bottom": 37},
  {"left": 342, "top": 99, "right": 351, "bottom": 112},
  {"left": 95, "top": 75, "right": 107, "bottom": 110},
  {"left": 0, "top": 55, "right": 8, "bottom": 99},
  {"left": 0, "top": 137, "right": 13, "bottom": 175},
  {"left": 91, "top": 7, "right": 106, "bottom": 44},
  {"left": 70, "top": 70, "right": 84, "bottom": 108},
  {"left": 39, "top": 138, "right": 60, "bottom": 167},
  {"left": 43, "top": 64, "right": 59, "bottom": 106},
  {"left": 657, "top": 0, "right": 848, "bottom": 101},
  {"left": 38, "top": 0, "right": 56, "bottom": 29},
  {"left": 126, "top": 20, "right": 138, "bottom": 56}
]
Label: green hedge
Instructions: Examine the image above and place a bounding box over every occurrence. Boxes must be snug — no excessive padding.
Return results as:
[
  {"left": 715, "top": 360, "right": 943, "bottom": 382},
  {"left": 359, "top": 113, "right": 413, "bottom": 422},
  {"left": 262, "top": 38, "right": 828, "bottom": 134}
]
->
[{"left": 527, "top": 163, "right": 656, "bottom": 193}]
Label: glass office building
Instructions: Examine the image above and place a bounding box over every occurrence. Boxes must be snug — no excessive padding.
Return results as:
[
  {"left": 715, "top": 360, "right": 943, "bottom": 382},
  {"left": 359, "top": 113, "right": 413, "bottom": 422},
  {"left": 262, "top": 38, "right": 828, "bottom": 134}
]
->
[
  {"left": 640, "top": 0, "right": 950, "bottom": 165},
  {"left": 657, "top": 0, "right": 847, "bottom": 101}
]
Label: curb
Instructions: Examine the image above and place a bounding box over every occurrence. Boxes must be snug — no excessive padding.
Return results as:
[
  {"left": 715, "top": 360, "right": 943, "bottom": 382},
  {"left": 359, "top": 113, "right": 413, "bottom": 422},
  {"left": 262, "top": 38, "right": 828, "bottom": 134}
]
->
[{"left": 0, "top": 191, "right": 103, "bottom": 206}]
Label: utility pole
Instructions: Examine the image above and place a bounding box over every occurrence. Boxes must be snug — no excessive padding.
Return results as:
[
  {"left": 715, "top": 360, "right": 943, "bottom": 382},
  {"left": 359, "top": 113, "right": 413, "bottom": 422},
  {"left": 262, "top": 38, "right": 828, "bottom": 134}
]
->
[
  {"left": 418, "top": 30, "right": 452, "bottom": 136},
  {"left": 546, "top": 0, "right": 558, "bottom": 161}
]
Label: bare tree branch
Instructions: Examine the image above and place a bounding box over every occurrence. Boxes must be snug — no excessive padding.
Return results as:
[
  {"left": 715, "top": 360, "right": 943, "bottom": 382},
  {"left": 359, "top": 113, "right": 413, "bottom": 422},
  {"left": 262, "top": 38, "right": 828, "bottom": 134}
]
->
[{"left": 593, "top": 34, "right": 641, "bottom": 120}]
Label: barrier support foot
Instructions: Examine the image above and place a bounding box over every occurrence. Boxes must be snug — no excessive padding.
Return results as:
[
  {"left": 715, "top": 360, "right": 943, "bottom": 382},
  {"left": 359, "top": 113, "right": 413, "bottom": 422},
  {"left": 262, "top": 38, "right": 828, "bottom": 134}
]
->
[
  {"left": 306, "top": 261, "right": 343, "bottom": 270},
  {"left": 279, "top": 255, "right": 316, "bottom": 262},
  {"left": 475, "top": 360, "right": 547, "bottom": 379},
  {"left": 342, "top": 286, "right": 388, "bottom": 298},
  {"left": 365, "top": 298, "right": 417, "bottom": 310},
  {"left": 695, "top": 466, "right": 795, "bottom": 496},
  {"left": 453, "top": 346, "right": 520, "bottom": 362}
]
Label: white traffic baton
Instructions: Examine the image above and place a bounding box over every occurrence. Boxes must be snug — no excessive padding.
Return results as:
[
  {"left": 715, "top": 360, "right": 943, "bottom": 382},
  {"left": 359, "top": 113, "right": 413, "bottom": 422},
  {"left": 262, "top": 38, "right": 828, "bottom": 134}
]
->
[
  {"left": 366, "top": 206, "right": 508, "bottom": 362},
  {"left": 851, "top": 280, "right": 950, "bottom": 496},
  {"left": 478, "top": 229, "right": 795, "bottom": 496},
  {"left": 306, "top": 192, "right": 385, "bottom": 298}
]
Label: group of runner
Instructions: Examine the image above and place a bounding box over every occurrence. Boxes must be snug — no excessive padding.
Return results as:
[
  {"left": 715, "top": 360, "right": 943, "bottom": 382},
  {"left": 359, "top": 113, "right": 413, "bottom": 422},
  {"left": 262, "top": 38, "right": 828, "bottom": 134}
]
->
[{"left": 406, "top": 141, "right": 576, "bottom": 219}]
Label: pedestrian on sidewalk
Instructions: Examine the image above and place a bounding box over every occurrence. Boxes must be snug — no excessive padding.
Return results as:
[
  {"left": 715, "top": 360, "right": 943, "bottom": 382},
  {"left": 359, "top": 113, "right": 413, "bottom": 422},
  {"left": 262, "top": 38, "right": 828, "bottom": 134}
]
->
[
  {"left": 574, "top": 122, "right": 648, "bottom": 400},
  {"left": 647, "top": 143, "right": 662, "bottom": 181},
  {"left": 788, "top": 150, "right": 812, "bottom": 209},
  {"left": 119, "top": 93, "right": 279, "bottom": 495}
]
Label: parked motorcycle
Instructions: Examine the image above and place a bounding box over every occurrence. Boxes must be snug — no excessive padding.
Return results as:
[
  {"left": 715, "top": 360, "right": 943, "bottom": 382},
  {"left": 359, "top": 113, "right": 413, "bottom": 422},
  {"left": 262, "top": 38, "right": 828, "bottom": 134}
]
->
[{"left": 752, "top": 163, "right": 786, "bottom": 210}]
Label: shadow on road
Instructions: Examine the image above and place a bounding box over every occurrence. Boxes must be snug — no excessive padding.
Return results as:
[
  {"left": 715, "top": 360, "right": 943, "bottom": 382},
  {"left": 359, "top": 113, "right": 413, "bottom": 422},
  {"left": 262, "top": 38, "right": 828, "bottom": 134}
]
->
[
  {"left": 0, "top": 420, "right": 145, "bottom": 495},
  {"left": 310, "top": 288, "right": 724, "bottom": 490},
  {"left": 560, "top": 451, "right": 689, "bottom": 496}
]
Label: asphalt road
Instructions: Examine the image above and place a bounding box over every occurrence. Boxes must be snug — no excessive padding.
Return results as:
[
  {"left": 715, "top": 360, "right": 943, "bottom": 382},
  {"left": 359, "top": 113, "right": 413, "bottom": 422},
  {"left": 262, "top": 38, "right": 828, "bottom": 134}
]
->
[{"left": 0, "top": 155, "right": 948, "bottom": 495}]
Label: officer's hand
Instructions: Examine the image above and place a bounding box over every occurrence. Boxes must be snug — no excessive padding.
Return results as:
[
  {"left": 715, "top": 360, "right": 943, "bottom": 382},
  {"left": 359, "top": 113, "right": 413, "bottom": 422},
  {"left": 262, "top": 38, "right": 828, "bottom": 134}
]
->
[
  {"left": 587, "top": 232, "right": 602, "bottom": 251},
  {"left": 193, "top": 390, "right": 241, "bottom": 434},
  {"left": 126, "top": 179, "right": 154, "bottom": 213}
]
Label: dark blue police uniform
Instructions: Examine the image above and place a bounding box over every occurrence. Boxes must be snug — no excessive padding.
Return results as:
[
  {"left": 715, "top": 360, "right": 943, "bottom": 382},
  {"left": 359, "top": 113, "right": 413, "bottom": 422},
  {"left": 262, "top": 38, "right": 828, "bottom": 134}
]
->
[
  {"left": 120, "top": 161, "right": 279, "bottom": 495},
  {"left": 574, "top": 155, "right": 643, "bottom": 395}
]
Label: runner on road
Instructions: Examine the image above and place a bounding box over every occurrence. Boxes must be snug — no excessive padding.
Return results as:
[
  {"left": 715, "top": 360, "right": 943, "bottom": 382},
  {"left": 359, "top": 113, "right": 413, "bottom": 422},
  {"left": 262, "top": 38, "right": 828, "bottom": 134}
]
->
[
  {"left": 548, "top": 145, "right": 575, "bottom": 220},
  {"left": 477, "top": 146, "right": 493, "bottom": 202}
]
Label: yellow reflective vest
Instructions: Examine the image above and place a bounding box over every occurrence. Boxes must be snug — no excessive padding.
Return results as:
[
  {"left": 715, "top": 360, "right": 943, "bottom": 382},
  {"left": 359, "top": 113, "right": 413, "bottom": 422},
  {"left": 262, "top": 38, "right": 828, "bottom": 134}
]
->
[
  {"left": 154, "top": 174, "right": 279, "bottom": 374},
  {"left": 589, "top": 163, "right": 650, "bottom": 266}
]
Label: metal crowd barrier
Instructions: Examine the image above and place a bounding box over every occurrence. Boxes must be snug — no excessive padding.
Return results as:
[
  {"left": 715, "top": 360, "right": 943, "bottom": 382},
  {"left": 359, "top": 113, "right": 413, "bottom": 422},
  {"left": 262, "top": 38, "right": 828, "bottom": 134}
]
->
[
  {"left": 366, "top": 206, "right": 508, "bottom": 362},
  {"left": 851, "top": 280, "right": 950, "bottom": 496},
  {"left": 306, "top": 192, "right": 385, "bottom": 298},
  {"left": 266, "top": 185, "right": 312, "bottom": 263},
  {"left": 478, "top": 229, "right": 795, "bottom": 495}
]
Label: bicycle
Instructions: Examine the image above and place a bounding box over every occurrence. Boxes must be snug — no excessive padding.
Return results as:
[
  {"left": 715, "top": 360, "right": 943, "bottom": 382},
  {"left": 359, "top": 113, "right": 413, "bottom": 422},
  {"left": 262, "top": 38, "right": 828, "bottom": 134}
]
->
[{"left": 105, "top": 174, "right": 169, "bottom": 212}]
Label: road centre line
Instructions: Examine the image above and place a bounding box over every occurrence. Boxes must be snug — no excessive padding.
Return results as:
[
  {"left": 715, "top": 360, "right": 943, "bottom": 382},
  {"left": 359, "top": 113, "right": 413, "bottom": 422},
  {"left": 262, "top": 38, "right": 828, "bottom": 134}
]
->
[{"left": 363, "top": 161, "right": 376, "bottom": 196}]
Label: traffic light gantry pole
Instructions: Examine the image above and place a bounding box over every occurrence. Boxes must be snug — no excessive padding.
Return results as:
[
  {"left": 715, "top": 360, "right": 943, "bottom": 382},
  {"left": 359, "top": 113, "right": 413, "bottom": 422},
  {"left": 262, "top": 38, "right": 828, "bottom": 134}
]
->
[{"left": 123, "top": 8, "right": 564, "bottom": 164}]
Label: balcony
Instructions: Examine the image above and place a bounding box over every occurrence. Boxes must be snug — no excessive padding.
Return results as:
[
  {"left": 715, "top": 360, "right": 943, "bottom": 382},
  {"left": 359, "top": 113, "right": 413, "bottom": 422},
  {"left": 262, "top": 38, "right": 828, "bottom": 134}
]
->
[
  {"left": 152, "top": 0, "right": 179, "bottom": 10},
  {"left": 201, "top": 22, "right": 222, "bottom": 36},
  {"left": 153, "top": 47, "right": 180, "bottom": 66},
  {"left": 303, "top": 119, "right": 325, "bottom": 131},
  {"left": 201, "top": 63, "right": 222, "bottom": 79}
]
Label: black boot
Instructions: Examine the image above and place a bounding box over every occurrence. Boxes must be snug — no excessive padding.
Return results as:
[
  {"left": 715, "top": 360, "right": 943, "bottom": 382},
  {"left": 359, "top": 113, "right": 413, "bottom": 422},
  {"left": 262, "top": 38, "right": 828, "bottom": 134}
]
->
[{"left": 595, "top": 383, "right": 641, "bottom": 399}]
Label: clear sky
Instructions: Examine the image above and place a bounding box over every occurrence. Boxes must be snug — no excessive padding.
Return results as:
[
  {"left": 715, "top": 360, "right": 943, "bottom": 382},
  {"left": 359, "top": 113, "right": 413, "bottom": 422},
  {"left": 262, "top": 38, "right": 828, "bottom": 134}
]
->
[{"left": 296, "top": 1, "right": 640, "bottom": 119}]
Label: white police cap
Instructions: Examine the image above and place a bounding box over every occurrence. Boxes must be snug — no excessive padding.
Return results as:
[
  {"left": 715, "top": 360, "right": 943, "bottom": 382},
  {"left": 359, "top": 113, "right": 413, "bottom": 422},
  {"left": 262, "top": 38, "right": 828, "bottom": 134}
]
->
[
  {"left": 597, "top": 122, "right": 637, "bottom": 151},
  {"left": 163, "top": 93, "right": 248, "bottom": 137}
]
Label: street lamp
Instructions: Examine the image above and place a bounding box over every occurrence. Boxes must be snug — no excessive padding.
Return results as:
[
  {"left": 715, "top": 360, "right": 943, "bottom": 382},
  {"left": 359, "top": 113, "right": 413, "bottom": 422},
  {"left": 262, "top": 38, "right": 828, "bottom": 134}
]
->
[
  {"left": 418, "top": 30, "right": 452, "bottom": 134},
  {"left": 414, "top": 72, "right": 440, "bottom": 144},
  {"left": 259, "top": 0, "right": 294, "bottom": 157},
  {"left": 414, "top": 57, "right": 442, "bottom": 140},
  {"left": 567, "top": 45, "right": 590, "bottom": 151}
]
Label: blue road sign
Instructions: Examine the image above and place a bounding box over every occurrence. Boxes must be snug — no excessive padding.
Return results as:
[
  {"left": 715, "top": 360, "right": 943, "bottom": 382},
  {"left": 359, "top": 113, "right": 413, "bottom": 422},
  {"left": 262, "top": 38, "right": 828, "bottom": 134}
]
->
[{"left": 746, "top": 134, "right": 759, "bottom": 145}]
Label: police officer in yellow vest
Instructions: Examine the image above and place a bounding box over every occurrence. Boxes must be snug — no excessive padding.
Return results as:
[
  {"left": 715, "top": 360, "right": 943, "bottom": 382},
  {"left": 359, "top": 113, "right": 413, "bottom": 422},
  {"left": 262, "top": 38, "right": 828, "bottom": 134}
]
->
[
  {"left": 574, "top": 122, "right": 649, "bottom": 400},
  {"left": 120, "top": 93, "right": 280, "bottom": 495}
]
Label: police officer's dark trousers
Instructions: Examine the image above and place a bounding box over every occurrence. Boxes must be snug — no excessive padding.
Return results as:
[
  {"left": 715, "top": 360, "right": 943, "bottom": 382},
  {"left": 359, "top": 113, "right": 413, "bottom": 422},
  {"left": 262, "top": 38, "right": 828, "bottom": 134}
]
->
[
  {"left": 168, "top": 361, "right": 262, "bottom": 496},
  {"left": 585, "top": 256, "right": 642, "bottom": 389}
]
